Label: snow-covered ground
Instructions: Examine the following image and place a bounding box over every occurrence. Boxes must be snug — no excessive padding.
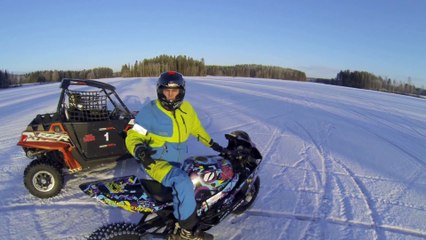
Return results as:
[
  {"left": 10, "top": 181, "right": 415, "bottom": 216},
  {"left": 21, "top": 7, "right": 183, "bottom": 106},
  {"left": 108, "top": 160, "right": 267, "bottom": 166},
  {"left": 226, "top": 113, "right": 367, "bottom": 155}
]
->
[{"left": 0, "top": 77, "right": 425, "bottom": 240}]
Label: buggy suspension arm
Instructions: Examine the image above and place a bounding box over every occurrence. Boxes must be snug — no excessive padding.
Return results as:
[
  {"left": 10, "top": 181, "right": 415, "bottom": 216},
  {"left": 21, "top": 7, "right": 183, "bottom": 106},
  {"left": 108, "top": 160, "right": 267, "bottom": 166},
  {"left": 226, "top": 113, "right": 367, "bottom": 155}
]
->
[{"left": 18, "top": 140, "right": 82, "bottom": 172}]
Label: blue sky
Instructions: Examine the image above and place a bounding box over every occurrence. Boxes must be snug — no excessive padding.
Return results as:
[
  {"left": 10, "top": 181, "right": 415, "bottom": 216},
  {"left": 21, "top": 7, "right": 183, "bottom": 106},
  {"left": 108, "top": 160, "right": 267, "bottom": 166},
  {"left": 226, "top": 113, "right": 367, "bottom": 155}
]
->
[{"left": 1, "top": 0, "right": 426, "bottom": 87}]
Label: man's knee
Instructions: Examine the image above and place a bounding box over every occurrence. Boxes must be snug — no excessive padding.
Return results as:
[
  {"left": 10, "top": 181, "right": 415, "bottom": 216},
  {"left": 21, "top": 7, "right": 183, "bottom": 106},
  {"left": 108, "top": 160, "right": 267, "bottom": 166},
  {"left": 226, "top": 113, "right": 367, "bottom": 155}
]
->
[
  {"left": 162, "top": 167, "right": 193, "bottom": 188},
  {"left": 144, "top": 160, "right": 174, "bottom": 183}
]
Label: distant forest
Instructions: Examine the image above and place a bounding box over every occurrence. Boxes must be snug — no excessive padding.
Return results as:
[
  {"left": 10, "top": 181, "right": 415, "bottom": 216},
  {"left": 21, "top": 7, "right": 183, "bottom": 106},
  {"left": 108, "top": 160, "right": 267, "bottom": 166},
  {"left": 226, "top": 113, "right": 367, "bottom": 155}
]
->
[
  {"left": 1, "top": 54, "right": 424, "bottom": 96},
  {"left": 312, "top": 70, "right": 425, "bottom": 96},
  {"left": 120, "top": 55, "right": 306, "bottom": 81}
]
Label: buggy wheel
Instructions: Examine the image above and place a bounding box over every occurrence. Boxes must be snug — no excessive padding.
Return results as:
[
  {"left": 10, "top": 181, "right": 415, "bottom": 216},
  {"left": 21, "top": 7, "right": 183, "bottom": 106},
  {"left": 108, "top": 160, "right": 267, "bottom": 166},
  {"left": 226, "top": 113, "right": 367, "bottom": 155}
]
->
[
  {"left": 24, "top": 159, "right": 64, "bottom": 198},
  {"left": 233, "top": 177, "right": 260, "bottom": 215},
  {"left": 88, "top": 223, "right": 145, "bottom": 240}
]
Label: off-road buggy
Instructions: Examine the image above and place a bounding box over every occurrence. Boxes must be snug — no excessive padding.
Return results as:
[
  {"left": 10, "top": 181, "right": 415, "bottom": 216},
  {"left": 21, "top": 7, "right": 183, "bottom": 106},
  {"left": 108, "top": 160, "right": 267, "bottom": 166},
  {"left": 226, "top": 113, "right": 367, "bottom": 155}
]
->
[{"left": 17, "top": 78, "right": 135, "bottom": 198}]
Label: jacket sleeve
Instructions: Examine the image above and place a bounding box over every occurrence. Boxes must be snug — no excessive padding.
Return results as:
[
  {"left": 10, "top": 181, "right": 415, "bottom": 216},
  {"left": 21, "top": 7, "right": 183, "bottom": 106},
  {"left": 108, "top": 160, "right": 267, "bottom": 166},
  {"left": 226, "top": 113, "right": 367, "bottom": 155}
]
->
[
  {"left": 126, "top": 102, "right": 158, "bottom": 156},
  {"left": 126, "top": 126, "right": 174, "bottom": 184},
  {"left": 188, "top": 104, "right": 212, "bottom": 147},
  {"left": 125, "top": 128, "right": 151, "bottom": 157}
]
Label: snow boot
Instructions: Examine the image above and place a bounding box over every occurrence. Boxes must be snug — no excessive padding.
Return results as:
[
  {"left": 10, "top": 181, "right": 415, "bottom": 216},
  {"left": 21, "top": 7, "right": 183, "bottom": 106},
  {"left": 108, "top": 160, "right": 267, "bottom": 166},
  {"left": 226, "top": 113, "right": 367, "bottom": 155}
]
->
[
  {"left": 168, "top": 227, "right": 214, "bottom": 240},
  {"left": 168, "top": 209, "right": 214, "bottom": 240}
]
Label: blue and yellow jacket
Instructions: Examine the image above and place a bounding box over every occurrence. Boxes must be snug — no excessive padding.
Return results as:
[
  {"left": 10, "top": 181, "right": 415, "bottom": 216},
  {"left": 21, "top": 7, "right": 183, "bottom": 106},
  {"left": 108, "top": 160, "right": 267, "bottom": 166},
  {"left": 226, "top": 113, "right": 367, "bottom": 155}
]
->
[{"left": 126, "top": 100, "right": 212, "bottom": 183}]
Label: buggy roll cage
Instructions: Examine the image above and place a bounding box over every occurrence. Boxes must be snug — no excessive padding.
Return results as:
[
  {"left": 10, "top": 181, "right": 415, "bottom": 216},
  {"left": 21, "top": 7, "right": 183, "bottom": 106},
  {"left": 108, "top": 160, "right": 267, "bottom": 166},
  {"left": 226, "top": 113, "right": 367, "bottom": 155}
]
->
[{"left": 56, "top": 78, "right": 133, "bottom": 121}]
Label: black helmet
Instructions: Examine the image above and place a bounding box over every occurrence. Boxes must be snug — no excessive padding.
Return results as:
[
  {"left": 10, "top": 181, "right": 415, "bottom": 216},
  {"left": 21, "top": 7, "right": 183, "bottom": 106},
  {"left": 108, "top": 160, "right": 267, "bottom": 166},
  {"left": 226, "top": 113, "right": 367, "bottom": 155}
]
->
[
  {"left": 157, "top": 71, "right": 186, "bottom": 111},
  {"left": 225, "top": 130, "right": 262, "bottom": 159}
]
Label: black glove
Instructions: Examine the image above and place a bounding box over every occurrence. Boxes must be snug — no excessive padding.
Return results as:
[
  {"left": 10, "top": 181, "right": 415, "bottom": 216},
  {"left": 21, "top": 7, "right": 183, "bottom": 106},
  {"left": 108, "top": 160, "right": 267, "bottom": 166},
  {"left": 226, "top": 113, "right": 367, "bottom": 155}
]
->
[
  {"left": 210, "top": 140, "right": 224, "bottom": 153},
  {"left": 134, "top": 143, "right": 157, "bottom": 170}
]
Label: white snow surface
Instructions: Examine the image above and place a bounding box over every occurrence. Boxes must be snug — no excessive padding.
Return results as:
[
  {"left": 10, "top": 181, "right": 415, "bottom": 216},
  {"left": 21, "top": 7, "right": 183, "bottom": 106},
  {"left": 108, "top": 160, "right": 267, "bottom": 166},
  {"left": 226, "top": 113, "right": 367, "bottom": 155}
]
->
[{"left": 0, "top": 77, "right": 425, "bottom": 240}]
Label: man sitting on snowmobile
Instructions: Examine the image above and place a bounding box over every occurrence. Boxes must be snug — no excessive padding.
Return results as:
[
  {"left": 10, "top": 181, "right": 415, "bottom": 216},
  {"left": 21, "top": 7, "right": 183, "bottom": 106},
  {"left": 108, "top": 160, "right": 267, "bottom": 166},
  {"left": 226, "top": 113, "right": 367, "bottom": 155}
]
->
[{"left": 125, "top": 71, "right": 224, "bottom": 240}]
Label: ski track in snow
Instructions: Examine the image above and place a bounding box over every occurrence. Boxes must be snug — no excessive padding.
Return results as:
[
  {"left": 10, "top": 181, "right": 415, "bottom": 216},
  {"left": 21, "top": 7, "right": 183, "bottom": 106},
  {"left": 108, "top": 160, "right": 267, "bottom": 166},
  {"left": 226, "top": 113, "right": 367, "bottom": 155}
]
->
[{"left": 1, "top": 77, "right": 425, "bottom": 239}]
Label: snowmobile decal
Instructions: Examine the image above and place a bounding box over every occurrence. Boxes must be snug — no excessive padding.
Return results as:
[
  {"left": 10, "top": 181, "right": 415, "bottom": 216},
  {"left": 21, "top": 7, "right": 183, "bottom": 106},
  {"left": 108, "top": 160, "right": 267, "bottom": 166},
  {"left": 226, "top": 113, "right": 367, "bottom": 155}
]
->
[
  {"left": 80, "top": 175, "right": 172, "bottom": 213},
  {"left": 21, "top": 131, "right": 71, "bottom": 143},
  {"left": 185, "top": 156, "right": 235, "bottom": 194},
  {"left": 97, "top": 196, "right": 154, "bottom": 213}
]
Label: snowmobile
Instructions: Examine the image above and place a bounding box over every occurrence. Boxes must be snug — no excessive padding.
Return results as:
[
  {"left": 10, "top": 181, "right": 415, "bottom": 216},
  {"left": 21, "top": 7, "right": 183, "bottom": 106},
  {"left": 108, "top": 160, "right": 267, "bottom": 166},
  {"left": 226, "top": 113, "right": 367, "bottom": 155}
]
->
[
  {"left": 17, "top": 78, "right": 135, "bottom": 198},
  {"left": 80, "top": 130, "right": 263, "bottom": 240}
]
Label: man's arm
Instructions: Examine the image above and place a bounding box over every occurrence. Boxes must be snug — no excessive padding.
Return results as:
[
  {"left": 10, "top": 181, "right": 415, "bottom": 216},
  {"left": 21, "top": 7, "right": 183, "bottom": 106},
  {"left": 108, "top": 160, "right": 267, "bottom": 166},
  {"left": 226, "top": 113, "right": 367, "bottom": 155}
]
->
[{"left": 125, "top": 128, "right": 151, "bottom": 157}]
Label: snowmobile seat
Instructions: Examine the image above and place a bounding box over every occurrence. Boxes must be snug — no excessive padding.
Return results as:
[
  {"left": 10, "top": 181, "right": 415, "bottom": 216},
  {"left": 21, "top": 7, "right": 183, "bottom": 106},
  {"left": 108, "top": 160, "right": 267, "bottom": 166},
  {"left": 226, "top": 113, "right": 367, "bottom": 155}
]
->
[{"left": 140, "top": 179, "right": 173, "bottom": 203}]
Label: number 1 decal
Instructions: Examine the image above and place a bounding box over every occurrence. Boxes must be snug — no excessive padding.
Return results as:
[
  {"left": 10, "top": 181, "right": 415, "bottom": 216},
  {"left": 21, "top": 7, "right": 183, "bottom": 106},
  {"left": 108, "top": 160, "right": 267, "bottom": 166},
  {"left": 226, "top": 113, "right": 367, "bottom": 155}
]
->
[{"left": 104, "top": 132, "right": 109, "bottom": 141}]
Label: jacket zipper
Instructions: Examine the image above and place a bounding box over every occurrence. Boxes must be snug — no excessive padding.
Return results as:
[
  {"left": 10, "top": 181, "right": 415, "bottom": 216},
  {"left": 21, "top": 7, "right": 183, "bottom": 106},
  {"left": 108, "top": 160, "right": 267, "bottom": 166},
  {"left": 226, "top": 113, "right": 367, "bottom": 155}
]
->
[
  {"left": 172, "top": 110, "right": 181, "bottom": 143},
  {"left": 173, "top": 110, "right": 181, "bottom": 161},
  {"left": 180, "top": 115, "right": 187, "bottom": 134}
]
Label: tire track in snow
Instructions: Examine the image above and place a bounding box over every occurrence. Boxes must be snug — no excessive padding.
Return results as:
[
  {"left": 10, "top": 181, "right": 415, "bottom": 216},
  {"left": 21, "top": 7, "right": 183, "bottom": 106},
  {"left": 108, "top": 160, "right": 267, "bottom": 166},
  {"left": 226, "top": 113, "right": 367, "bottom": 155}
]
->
[
  {"left": 248, "top": 127, "right": 282, "bottom": 205},
  {"left": 285, "top": 141, "right": 324, "bottom": 240},
  {"left": 191, "top": 81, "right": 325, "bottom": 238},
  {"left": 331, "top": 175, "right": 354, "bottom": 240},
  {"left": 244, "top": 209, "right": 426, "bottom": 239},
  {"left": 257, "top": 162, "right": 426, "bottom": 212},
  {"left": 206, "top": 77, "right": 425, "bottom": 171},
  {"left": 320, "top": 123, "right": 355, "bottom": 240},
  {"left": 376, "top": 167, "right": 424, "bottom": 221},
  {"left": 206, "top": 77, "right": 426, "bottom": 169},
  {"left": 190, "top": 82, "right": 282, "bottom": 159},
  {"left": 0, "top": 200, "right": 100, "bottom": 212},
  {"left": 292, "top": 121, "right": 338, "bottom": 239},
  {"left": 352, "top": 102, "right": 426, "bottom": 139},
  {"left": 296, "top": 116, "right": 424, "bottom": 239},
  {"left": 193, "top": 79, "right": 352, "bottom": 238},
  {"left": 347, "top": 108, "right": 426, "bottom": 170},
  {"left": 268, "top": 119, "right": 333, "bottom": 239},
  {"left": 319, "top": 123, "right": 384, "bottom": 240},
  {"left": 291, "top": 121, "right": 393, "bottom": 239}
]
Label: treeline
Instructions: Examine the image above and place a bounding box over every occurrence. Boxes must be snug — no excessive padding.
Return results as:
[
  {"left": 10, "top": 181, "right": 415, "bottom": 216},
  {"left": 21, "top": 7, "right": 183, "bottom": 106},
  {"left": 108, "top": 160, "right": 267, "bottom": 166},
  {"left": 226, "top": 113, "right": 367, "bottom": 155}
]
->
[
  {"left": 2, "top": 55, "right": 424, "bottom": 96},
  {"left": 206, "top": 64, "right": 306, "bottom": 81},
  {"left": 120, "top": 55, "right": 306, "bottom": 81},
  {"left": 25, "top": 67, "right": 114, "bottom": 83},
  {"left": 312, "top": 70, "right": 425, "bottom": 96},
  {"left": 0, "top": 67, "right": 114, "bottom": 88},
  {"left": 2, "top": 55, "right": 306, "bottom": 88},
  {"left": 120, "top": 55, "right": 206, "bottom": 77}
]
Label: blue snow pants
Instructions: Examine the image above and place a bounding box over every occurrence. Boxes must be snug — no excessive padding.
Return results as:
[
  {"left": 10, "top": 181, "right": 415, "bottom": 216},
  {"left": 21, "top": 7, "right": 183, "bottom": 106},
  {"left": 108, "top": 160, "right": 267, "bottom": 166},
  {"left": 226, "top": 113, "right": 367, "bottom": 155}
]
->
[{"left": 161, "top": 167, "right": 196, "bottom": 221}]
